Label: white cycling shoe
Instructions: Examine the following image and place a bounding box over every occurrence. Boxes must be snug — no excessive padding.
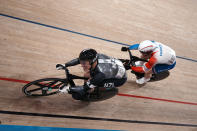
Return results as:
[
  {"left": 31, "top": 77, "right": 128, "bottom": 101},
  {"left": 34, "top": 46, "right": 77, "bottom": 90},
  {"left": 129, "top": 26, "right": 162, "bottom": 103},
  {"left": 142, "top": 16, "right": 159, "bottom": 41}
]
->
[
  {"left": 136, "top": 77, "right": 150, "bottom": 84},
  {"left": 59, "top": 85, "right": 70, "bottom": 93}
]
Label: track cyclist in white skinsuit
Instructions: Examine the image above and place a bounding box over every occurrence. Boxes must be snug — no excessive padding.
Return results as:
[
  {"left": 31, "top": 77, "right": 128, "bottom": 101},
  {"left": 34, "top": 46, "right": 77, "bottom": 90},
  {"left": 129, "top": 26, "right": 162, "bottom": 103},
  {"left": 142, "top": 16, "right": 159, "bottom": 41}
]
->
[{"left": 129, "top": 40, "right": 176, "bottom": 84}]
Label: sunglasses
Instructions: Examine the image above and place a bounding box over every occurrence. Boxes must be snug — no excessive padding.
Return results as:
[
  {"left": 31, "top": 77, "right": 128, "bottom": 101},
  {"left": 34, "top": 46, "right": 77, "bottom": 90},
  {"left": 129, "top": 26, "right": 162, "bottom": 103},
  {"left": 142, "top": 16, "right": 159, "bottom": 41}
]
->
[{"left": 80, "top": 60, "right": 90, "bottom": 65}]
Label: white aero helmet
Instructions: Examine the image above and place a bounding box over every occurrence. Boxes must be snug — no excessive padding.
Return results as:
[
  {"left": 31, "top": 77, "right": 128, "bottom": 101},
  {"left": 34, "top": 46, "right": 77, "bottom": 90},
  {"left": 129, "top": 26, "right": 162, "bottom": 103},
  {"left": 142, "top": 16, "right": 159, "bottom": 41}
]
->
[{"left": 138, "top": 40, "right": 157, "bottom": 53}]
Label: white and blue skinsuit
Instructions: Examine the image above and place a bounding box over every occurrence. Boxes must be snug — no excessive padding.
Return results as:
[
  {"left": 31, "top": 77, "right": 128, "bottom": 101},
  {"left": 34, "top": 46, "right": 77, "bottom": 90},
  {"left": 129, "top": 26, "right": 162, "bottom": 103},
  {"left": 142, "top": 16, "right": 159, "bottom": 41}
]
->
[{"left": 129, "top": 40, "right": 176, "bottom": 74}]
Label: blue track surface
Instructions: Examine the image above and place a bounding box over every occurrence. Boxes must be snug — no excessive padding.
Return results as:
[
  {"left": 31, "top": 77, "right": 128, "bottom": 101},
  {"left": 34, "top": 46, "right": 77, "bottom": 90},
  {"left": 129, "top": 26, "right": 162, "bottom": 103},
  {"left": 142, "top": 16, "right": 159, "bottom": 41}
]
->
[{"left": 0, "top": 125, "right": 124, "bottom": 131}]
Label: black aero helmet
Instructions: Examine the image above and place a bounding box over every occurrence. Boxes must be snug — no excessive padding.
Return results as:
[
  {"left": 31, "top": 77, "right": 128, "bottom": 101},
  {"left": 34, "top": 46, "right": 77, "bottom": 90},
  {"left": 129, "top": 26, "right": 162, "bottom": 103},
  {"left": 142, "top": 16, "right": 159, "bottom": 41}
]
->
[{"left": 79, "top": 48, "right": 98, "bottom": 64}]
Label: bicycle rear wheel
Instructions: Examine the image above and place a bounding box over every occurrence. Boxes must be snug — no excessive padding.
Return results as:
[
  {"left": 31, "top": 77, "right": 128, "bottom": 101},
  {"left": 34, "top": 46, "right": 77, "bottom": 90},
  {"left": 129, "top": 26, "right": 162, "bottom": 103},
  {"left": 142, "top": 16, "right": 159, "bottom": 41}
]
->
[{"left": 22, "top": 78, "right": 68, "bottom": 96}]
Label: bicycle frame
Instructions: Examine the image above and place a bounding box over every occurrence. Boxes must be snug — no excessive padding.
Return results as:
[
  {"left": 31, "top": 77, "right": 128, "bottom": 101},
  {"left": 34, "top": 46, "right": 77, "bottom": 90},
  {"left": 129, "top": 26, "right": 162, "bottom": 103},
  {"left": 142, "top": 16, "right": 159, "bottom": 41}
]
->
[
  {"left": 63, "top": 64, "right": 88, "bottom": 87},
  {"left": 120, "top": 47, "right": 148, "bottom": 66}
]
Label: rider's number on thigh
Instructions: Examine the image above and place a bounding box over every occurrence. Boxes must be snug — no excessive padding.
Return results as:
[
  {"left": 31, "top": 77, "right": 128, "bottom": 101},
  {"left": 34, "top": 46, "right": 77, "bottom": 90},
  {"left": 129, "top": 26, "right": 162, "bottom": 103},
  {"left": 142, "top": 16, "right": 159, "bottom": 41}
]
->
[{"left": 104, "top": 83, "right": 115, "bottom": 88}]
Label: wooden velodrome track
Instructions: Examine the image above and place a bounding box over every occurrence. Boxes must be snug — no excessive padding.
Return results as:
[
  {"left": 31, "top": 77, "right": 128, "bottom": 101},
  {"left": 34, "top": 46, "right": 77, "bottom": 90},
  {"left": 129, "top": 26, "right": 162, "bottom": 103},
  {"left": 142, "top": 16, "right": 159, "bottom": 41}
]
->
[{"left": 0, "top": 0, "right": 197, "bottom": 131}]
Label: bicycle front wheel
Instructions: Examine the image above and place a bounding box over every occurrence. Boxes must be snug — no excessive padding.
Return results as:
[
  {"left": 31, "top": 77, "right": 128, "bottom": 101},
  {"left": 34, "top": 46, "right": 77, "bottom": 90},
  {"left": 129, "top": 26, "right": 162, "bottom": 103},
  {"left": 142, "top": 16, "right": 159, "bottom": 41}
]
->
[{"left": 22, "top": 78, "right": 68, "bottom": 96}]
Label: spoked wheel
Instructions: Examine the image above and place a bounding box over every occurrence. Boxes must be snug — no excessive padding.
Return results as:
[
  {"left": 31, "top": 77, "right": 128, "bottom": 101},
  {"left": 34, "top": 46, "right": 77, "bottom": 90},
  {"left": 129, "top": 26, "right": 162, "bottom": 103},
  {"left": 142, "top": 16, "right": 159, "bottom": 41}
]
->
[{"left": 22, "top": 78, "right": 68, "bottom": 96}]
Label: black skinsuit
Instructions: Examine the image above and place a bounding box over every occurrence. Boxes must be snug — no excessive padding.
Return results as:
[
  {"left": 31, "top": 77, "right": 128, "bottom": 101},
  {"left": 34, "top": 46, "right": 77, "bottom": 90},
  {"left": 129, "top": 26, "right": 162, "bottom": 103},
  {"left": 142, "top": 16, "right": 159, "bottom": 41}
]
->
[{"left": 66, "top": 54, "right": 127, "bottom": 100}]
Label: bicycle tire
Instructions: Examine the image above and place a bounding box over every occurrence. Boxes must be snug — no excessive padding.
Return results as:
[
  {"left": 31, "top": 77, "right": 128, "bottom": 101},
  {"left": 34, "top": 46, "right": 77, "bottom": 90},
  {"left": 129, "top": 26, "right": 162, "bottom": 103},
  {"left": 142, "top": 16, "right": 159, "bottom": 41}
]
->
[{"left": 22, "top": 78, "right": 68, "bottom": 96}]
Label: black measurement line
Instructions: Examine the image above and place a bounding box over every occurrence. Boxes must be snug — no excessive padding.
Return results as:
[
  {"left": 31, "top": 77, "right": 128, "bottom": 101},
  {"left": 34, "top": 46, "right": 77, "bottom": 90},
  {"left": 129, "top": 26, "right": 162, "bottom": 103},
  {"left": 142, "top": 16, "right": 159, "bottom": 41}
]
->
[{"left": 0, "top": 110, "right": 197, "bottom": 127}]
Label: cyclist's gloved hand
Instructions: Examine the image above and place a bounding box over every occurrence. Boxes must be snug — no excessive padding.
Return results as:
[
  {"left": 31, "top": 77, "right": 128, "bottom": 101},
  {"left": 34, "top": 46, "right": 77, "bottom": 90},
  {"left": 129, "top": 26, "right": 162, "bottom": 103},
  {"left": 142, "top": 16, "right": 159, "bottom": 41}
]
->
[
  {"left": 84, "top": 81, "right": 96, "bottom": 93},
  {"left": 56, "top": 64, "right": 64, "bottom": 70},
  {"left": 121, "top": 47, "right": 129, "bottom": 51}
]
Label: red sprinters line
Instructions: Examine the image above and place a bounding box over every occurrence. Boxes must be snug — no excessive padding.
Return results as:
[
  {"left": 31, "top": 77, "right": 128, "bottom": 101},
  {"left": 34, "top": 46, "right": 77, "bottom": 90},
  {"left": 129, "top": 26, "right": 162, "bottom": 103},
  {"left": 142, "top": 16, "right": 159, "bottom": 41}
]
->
[
  {"left": 117, "top": 93, "right": 197, "bottom": 106},
  {"left": 0, "top": 77, "right": 30, "bottom": 84},
  {"left": 0, "top": 76, "right": 197, "bottom": 106}
]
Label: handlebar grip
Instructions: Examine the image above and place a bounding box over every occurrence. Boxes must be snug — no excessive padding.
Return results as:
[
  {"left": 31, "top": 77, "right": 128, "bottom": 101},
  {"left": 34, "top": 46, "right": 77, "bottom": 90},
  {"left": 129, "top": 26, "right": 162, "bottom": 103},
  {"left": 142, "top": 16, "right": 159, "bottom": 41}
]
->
[
  {"left": 56, "top": 64, "right": 65, "bottom": 70},
  {"left": 121, "top": 47, "right": 129, "bottom": 51}
]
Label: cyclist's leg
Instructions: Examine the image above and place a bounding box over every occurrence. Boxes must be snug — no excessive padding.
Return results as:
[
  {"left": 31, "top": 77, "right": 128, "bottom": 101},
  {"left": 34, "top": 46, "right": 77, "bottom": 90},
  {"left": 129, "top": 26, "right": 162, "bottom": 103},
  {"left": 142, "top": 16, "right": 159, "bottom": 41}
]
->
[
  {"left": 70, "top": 77, "right": 127, "bottom": 100},
  {"left": 70, "top": 86, "right": 86, "bottom": 100},
  {"left": 70, "top": 84, "right": 97, "bottom": 100},
  {"left": 152, "top": 62, "right": 176, "bottom": 74},
  {"left": 99, "top": 77, "right": 127, "bottom": 88},
  {"left": 144, "top": 69, "right": 153, "bottom": 79}
]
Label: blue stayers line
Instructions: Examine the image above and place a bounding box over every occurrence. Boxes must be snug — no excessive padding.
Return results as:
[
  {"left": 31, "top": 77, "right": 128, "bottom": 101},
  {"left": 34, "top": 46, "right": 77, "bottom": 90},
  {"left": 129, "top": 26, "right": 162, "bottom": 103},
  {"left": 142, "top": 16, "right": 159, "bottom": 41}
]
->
[
  {"left": 0, "top": 13, "right": 128, "bottom": 46},
  {"left": 0, "top": 13, "right": 197, "bottom": 63},
  {"left": 176, "top": 56, "right": 197, "bottom": 62},
  {"left": 0, "top": 125, "right": 125, "bottom": 131}
]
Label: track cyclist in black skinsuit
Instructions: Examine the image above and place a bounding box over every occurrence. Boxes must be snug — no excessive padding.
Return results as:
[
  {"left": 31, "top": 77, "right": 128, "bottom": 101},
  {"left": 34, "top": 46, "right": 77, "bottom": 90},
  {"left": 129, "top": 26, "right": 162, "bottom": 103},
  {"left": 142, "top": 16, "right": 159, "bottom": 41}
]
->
[{"left": 57, "top": 48, "right": 127, "bottom": 101}]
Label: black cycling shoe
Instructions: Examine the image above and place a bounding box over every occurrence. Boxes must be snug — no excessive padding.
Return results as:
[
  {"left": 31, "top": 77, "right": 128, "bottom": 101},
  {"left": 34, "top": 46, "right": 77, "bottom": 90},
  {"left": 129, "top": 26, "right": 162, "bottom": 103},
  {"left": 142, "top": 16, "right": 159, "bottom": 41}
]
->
[{"left": 69, "top": 86, "right": 85, "bottom": 94}]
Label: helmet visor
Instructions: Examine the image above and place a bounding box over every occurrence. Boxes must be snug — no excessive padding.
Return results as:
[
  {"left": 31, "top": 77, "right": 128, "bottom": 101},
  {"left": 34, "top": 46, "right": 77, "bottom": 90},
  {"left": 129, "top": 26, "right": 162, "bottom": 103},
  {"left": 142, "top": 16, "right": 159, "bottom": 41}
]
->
[{"left": 140, "top": 51, "right": 152, "bottom": 55}]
